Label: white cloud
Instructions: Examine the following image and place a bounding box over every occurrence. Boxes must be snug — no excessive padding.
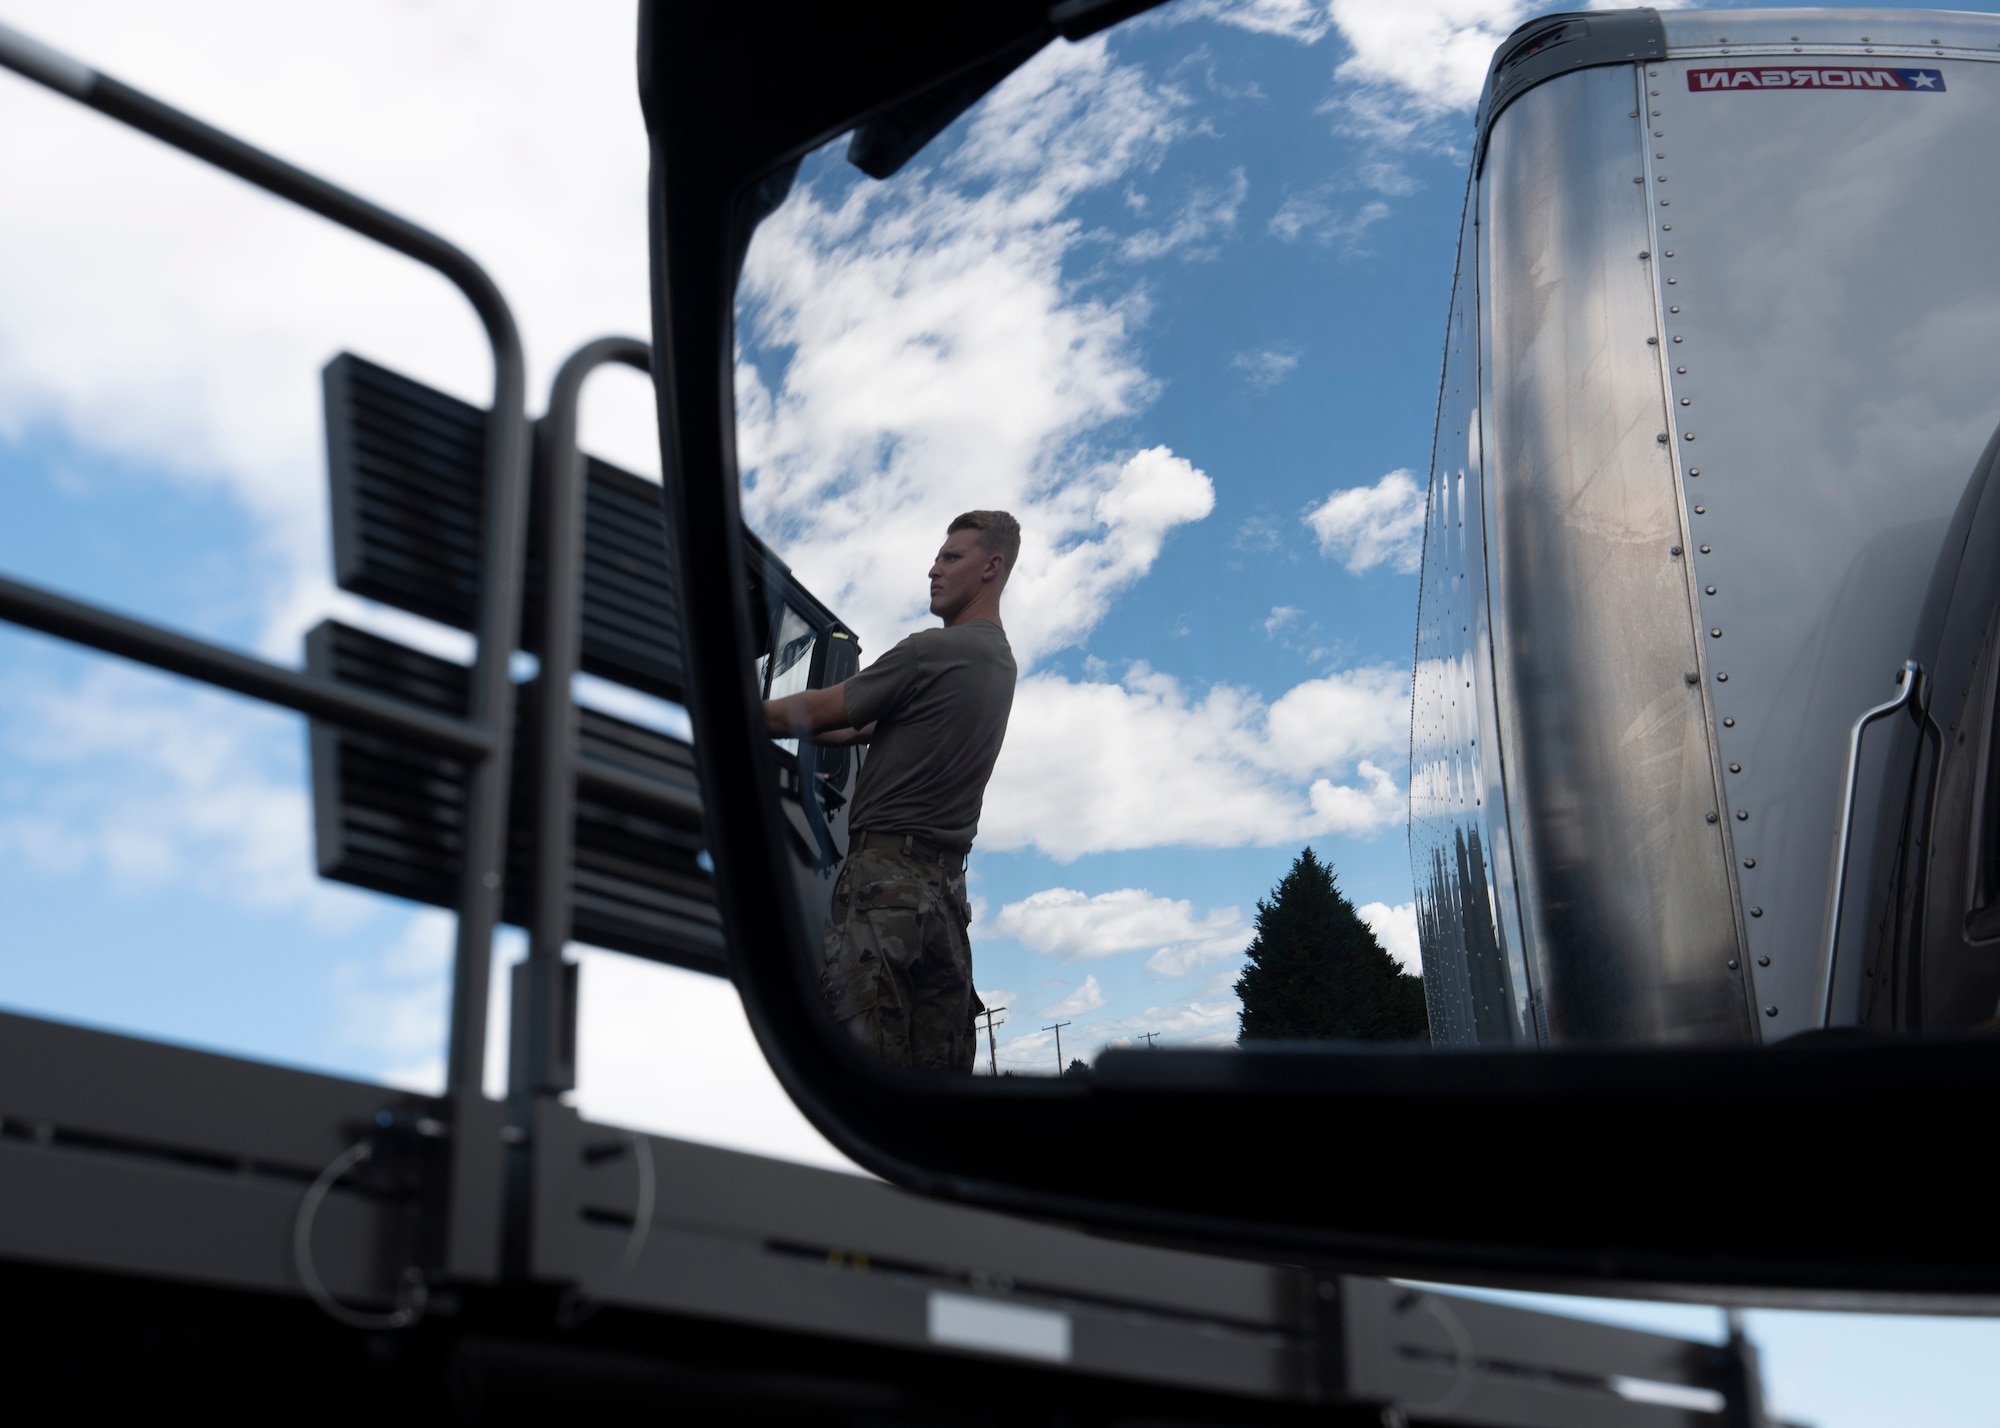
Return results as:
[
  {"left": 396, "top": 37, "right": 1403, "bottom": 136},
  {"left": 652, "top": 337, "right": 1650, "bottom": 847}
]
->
[
  {"left": 736, "top": 39, "right": 1225, "bottom": 671},
  {"left": 1042, "top": 975, "right": 1108, "bottom": 1018},
  {"left": 1233, "top": 347, "right": 1301, "bottom": 388},
  {"left": 337, "top": 910, "right": 453, "bottom": 1089},
  {"left": 1356, "top": 160, "right": 1421, "bottom": 196},
  {"left": 991, "top": 963, "right": 1244, "bottom": 1070},
  {"left": 0, "top": 2, "right": 665, "bottom": 662},
  {"left": 1084, "top": 992, "right": 1243, "bottom": 1054},
  {"left": 1305, "top": 467, "right": 1426, "bottom": 574},
  {"left": 982, "top": 663, "right": 1408, "bottom": 859},
  {"left": 1360, "top": 899, "right": 1421, "bottom": 973},
  {"left": 1327, "top": 0, "right": 1529, "bottom": 118},
  {"left": 995, "top": 886, "right": 1246, "bottom": 967},
  {"left": 1263, "top": 604, "right": 1302, "bottom": 636},
  {"left": 0, "top": 662, "right": 375, "bottom": 926},
  {"left": 1120, "top": 166, "right": 1249, "bottom": 261},
  {"left": 1269, "top": 191, "right": 1392, "bottom": 249},
  {"left": 572, "top": 950, "right": 863, "bottom": 1174},
  {"left": 1177, "top": 0, "right": 1337, "bottom": 44},
  {"left": 1145, "top": 938, "right": 1248, "bottom": 979},
  {"left": 976, "top": 986, "right": 1020, "bottom": 1018}
]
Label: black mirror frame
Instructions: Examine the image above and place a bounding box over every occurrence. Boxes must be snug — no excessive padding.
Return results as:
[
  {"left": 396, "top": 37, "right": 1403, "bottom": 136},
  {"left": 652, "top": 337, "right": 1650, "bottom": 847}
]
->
[{"left": 639, "top": 0, "right": 2000, "bottom": 1301}]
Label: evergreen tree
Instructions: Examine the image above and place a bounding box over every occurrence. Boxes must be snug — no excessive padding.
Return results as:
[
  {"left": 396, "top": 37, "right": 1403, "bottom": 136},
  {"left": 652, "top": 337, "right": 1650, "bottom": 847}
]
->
[{"left": 1235, "top": 847, "right": 1429, "bottom": 1043}]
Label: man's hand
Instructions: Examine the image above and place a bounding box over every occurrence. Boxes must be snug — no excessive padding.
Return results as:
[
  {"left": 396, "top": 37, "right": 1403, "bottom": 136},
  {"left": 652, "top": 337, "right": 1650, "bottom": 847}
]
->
[{"left": 764, "top": 683, "right": 873, "bottom": 744}]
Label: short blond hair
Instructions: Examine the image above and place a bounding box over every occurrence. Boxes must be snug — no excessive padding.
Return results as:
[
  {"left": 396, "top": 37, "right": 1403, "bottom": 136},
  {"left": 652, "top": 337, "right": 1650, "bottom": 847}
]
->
[{"left": 948, "top": 510, "right": 1021, "bottom": 581}]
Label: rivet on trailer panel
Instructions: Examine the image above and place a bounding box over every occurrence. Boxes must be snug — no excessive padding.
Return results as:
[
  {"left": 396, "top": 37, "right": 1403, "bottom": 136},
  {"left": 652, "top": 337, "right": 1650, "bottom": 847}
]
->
[
  {"left": 1684, "top": 669, "right": 1699, "bottom": 684},
  {"left": 1681, "top": 397, "right": 1692, "bottom": 406},
  {"left": 1689, "top": 467, "right": 1700, "bottom": 476},
  {"left": 1671, "top": 544, "right": 1684, "bottom": 556},
  {"left": 1673, "top": 335, "right": 1683, "bottom": 343},
  {"left": 1706, "top": 585, "right": 1717, "bottom": 595},
  {"left": 1656, "top": 429, "right": 1668, "bottom": 439},
  {"left": 1695, "top": 505, "right": 1707, "bottom": 514},
  {"left": 1723, "top": 716, "right": 1735, "bottom": 727},
  {"left": 1705, "top": 811, "right": 1719, "bottom": 823},
  {"left": 1738, "top": 810, "right": 1750, "bottom": 821},
  {"left": 1684, "top": 431, "right": 1695, "bottom": 440},
  {"left": 1700, "top": 544, "right": 1712, "bottom": 553},
  {"left": 1648, "top": 338, "right": 1661, "bottom": 347},
  {"left": 1717, "top": 671, "right": 1729, "bottom": 682},
  {"left": 1710, "top": 627, "right": 1721, "bottom": 637},
  {"left": 1743, "top": 857, "right": 1755, "bottom": 868},
  {"left": 1765, "top": 1005, "right": 1779, "bottom": 1017},
  {"left": 1758, "top": 954, "right": 1771, "bottom": 966},
  {"left": 1729, "top": 762, "right": 1741, "bottom": 773},
  {"left": 1728, "top": 958, "right": 1740, "bottom": 970}
]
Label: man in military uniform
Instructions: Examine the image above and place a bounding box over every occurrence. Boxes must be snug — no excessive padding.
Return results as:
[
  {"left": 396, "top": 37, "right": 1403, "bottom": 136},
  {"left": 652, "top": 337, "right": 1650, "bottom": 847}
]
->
[{"left": 763, "top": 511, "right": 1019, "bottom": 1072}]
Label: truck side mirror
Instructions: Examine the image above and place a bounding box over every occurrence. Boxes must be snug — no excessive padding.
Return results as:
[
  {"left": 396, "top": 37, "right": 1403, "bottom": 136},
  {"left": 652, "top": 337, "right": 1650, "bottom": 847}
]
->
[{"left": 639, "top": 0, "right": 2000, "bottom": 1298}]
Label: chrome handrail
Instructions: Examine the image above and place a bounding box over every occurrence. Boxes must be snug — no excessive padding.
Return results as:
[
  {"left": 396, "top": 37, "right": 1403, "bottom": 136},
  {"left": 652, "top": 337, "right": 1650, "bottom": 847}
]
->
[{"left": 1817, "top": 659, "right": 1926, "bottom": 1027}]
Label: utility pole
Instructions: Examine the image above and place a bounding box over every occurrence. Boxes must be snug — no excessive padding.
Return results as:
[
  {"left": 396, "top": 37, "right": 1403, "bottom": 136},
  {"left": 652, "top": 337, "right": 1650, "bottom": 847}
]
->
[
  {"left": 1042, "top": 1021, "right": 1071, "bottom": 1074},
  {"left": 979, "top": 1005, "right": 1007, "bottom": 1075},
  {"left": 1136, "top": 1031, "right": 1159, "bottom": 1048}
]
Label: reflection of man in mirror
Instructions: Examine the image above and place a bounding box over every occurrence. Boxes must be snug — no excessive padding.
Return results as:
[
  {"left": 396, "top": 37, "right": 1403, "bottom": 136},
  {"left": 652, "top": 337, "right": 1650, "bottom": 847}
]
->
[{"left": 763, "top": 511, "right": 1020, "bottom": 1071}]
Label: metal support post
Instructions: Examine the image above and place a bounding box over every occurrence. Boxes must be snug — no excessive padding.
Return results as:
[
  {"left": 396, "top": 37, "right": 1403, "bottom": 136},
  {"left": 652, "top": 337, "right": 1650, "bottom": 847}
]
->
[
  {"left": 516, "top": 337, "right": 653, "bottom": 1099},
  {"left": 0, "top": 19, "right": 531, "bottom": 1283}
]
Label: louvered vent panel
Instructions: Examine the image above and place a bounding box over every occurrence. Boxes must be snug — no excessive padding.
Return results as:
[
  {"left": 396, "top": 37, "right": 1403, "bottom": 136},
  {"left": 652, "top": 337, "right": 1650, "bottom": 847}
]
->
[
  {"left": 325, "top": 354, "right": 487, "bottom": 630},
  {"left": 306, "top": 620, "right": 723, "bottom": 972},
  {"left": 323, "top": 352, "right": 689, "bottom": 701}
]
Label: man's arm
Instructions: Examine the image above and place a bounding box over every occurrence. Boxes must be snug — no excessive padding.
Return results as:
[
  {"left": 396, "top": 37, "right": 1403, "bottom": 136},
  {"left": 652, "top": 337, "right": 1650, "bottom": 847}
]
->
[{"left": 764, "top": 682, "right": 875, "bottom": 744}]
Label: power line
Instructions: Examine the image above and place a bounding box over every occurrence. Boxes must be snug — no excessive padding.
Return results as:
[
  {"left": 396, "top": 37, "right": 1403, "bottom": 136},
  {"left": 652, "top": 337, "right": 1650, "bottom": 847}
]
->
[
  {"left": 1042, "top": 1021, "right": 1071, "bottom": 1074},
  {"left": 1135, "top": 1031, "right": 1159, "bottom": 1049},
  {"left": 979, "top": 1005, "right": 1007, "bottom": 1076}
]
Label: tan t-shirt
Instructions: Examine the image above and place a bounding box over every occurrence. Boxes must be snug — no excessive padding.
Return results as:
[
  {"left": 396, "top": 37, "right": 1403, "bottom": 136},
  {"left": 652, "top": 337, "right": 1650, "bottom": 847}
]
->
[{"left": 841, "top": 619, "right": 1016, "bottom": 854}]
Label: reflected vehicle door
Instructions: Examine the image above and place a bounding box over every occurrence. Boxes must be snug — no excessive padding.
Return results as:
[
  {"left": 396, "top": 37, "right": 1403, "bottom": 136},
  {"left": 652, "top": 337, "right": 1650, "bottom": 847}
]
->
[{"left": 748, "top": 531, "right": 862, "bottom": 932}]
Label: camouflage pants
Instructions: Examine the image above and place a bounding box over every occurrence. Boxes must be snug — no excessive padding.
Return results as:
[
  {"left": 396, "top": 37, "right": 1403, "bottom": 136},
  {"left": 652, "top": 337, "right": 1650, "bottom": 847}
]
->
[{"left": 820, "top": 847, "right": 979, "bottom": 1072}]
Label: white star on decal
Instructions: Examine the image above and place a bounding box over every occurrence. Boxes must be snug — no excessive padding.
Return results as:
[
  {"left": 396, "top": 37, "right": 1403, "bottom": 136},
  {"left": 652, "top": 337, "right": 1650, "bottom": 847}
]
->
[{"left": 1911, "top": 71, "right": 1939, "bottom": 88}]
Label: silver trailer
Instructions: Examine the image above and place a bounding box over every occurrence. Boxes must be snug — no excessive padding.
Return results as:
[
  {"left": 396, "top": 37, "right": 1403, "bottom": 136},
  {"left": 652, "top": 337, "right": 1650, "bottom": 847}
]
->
[{"left": 1412, "top": 8, "right": 2000, "bottom": 1046}]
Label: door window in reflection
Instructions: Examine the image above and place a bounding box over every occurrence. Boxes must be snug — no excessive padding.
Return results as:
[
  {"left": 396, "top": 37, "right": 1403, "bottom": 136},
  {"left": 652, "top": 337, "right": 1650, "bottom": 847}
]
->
[{"left": 764, "top": 604, "right": 818, "bottom": 757}]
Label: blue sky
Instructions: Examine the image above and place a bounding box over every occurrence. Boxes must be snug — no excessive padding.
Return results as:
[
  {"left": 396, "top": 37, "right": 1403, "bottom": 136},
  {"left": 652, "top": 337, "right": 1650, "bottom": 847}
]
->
[{"left": 3, "top": 4, "right": 1999, "bottom": 1421}]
